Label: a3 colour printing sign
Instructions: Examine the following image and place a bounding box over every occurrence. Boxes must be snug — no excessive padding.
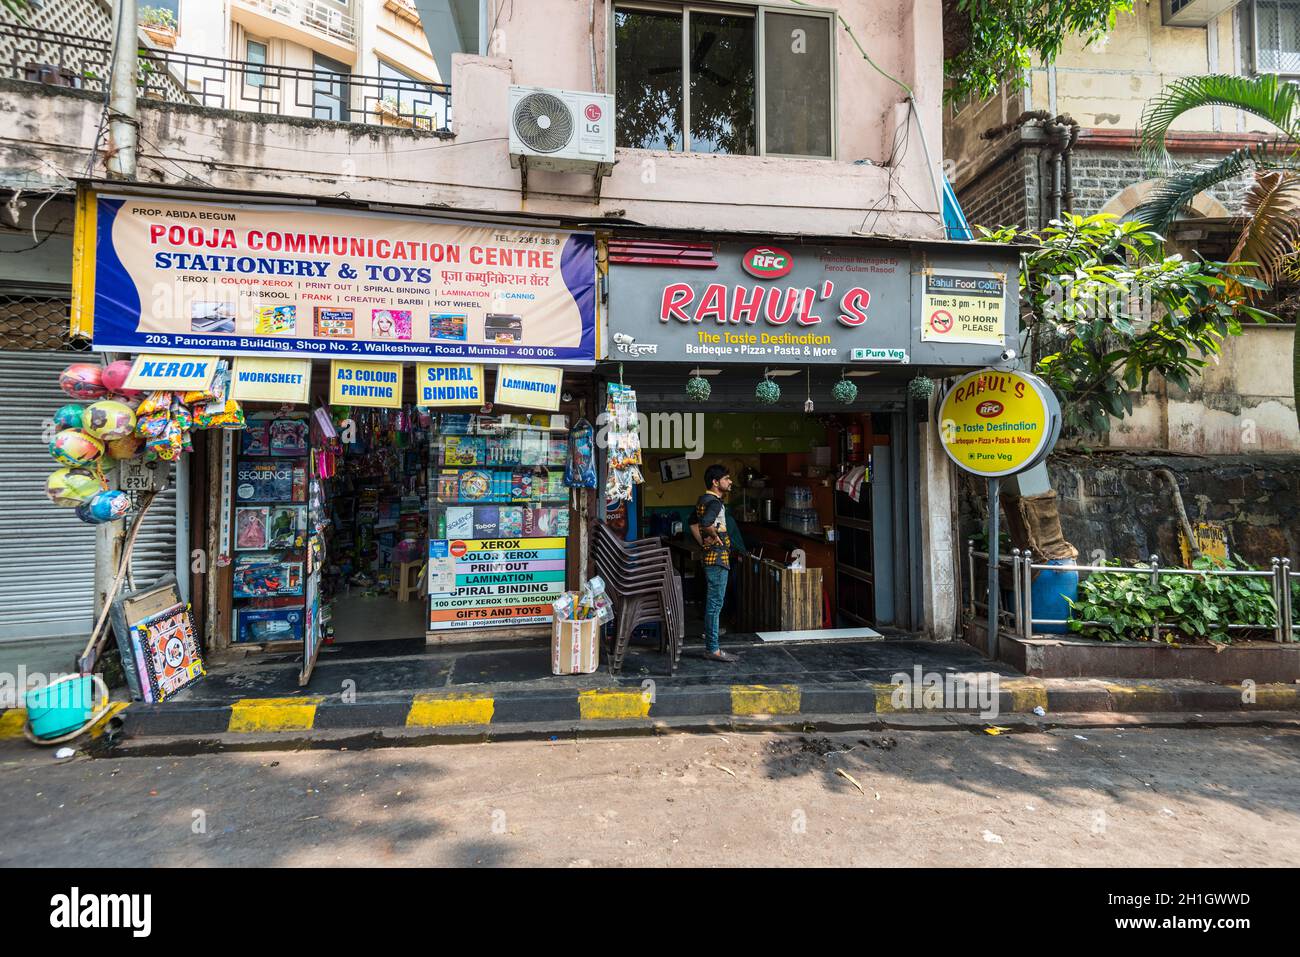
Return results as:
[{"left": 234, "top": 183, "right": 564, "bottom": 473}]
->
[
  {"left": 78, "top": 194, "right": 597, "bottom": 364},
  {"left": 427, "top": 537, "right": 565, "bottom": 630}
]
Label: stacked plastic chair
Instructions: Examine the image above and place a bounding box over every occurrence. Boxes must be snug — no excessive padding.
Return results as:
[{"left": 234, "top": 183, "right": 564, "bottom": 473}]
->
[{"left": 592, "top": 523, "right": 684, "bottom": 674}]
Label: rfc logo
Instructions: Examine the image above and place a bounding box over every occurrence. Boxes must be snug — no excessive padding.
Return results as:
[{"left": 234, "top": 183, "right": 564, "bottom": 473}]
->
[
  {"left": 50, "top": 887, "right": 151, "bottom": 937},
  {"left": 741, "top": 246, "right": 794, "bottom": 280}
]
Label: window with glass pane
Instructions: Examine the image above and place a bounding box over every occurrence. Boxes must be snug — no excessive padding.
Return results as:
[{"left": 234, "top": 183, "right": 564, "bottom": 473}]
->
[
  {"left": 1256, "top": 0, "right": 1300, "bottom": 74},
  {"left": 378, "top": 60, "right": 439, "bottom": 127},
  {"left": 246, "top": 40, "right": 267, "bottom": 88},
  {"left": 313, "top": 53, "right": 350, "bottom": 122},
  {"left": 688, "top": 11, "right": 756, "bottom": 154},
  {"left": 615, "top": 8, "right": 684, "bottom": 150},
  {"left": 763, "top": 12, "right": 832, "bottom": 157}
]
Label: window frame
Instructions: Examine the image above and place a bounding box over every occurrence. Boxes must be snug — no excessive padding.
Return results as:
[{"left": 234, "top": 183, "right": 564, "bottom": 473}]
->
[
  {"left": 1248, "top": 0, "right": 1300, "bottom": 77},
  {"left": 609, "top": 0, "right": 838, "bottom": 160},
  {"left": 245, "top": 38, "right": 269, "bottom": 88}
]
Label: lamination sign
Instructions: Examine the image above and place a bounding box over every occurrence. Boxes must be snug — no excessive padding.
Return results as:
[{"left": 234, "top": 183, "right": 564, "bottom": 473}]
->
[{"left": 79, "top": 194, "right": 597, "bottom": 364}]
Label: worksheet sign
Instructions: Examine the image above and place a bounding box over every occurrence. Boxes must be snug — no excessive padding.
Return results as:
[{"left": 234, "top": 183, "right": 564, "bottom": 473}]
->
[{"left": 85, "top": 194, "right": 597, "bottom": 363}]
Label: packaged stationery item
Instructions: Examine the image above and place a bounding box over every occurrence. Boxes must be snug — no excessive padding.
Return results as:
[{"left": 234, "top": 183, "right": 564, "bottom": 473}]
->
[{"left": 445, "top": 507, "right": 475, "bottom": 538}]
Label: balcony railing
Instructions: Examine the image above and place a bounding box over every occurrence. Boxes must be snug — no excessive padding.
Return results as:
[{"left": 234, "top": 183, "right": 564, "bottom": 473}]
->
[
  {"left": 235, "top": 0, "right": 358, "bottom": 47},
  {"left": 0, "top": 24, "right": 451, "bottom": 133}
]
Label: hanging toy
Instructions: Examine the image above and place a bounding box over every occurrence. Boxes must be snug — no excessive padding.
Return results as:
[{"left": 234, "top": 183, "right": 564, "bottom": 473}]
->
[
  {"left": 50, "top": 429, "right": 105, "bottom": 467},
  {"left": 101, "top": 359, "right": 141, "bottom": 397},
  {"left": 82, "top": 399, "right": 137, "bottom": 441},
  {"left": 75, "top": 490, "right": 132, "bottom": 525},
  {"left": 106, "top": 433, "right": 146, "bottom": 460},
  {"left": 45, "top": 466, "right": 105, "bottom": 506},
  {"left": 565, "top": 418, "right": 598, "bottom": 489},
  {"left": 53, "top": 403, "right": 86, "bottom": 430},
  {"left": 59, "top": 363, "right": 108, "bottom": 400}
]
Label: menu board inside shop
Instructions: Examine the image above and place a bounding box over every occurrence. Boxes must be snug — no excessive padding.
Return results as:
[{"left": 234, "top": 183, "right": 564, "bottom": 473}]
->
[
  {"left": 85, "top": 195, "right": 597, "bottom": 364},
  {"left": 427, "top": 536, "right": 565, "bottom": 630}
]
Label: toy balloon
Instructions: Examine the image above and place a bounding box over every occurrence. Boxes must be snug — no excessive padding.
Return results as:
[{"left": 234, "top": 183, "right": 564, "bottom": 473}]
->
[
  {"left": 52, "top": 403, "right": 85, "bottom": 430},
  {"left": 101, "top": 359, "right": 139, "bottom": 396},
  {"left": 45, "top": 467, "right": 104, "bottom": 506},
  {"left": 82, "top": 400, "right": 137, "bottom": 441},
  {"left": 59, "top": 363, "right": 108, "bottom": 400},
  {"left": 50, "top": 429, "right": 104, "bottom": 467}
]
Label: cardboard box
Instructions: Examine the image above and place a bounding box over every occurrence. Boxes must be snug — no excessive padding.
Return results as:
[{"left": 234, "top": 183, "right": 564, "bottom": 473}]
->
[{"left": 551, "top": 617, "right": 600, "bottom": 675}]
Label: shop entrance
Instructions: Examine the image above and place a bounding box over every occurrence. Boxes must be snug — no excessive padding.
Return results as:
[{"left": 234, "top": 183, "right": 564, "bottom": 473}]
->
[{"left": 632, "top": 407, "right": 902, "bottom": 639}]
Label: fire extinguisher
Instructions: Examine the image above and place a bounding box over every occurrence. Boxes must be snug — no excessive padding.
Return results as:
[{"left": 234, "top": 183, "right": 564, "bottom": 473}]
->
[{"left": 847, "top": 421, "right": 864, "bottom": 464}]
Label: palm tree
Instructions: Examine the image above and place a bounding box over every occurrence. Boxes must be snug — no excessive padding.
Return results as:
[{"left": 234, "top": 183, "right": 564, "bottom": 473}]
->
[{"left": 1135, "top": 74, "right": 1300, "bottom": 428}]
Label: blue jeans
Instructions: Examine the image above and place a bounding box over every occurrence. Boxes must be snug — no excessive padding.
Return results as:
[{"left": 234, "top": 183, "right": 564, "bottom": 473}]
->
[{"left": 703, "top": 564, "right": 729, "bottom": 654}]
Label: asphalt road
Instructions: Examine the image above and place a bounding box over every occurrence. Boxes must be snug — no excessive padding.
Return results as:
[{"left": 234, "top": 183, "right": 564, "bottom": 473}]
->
[{"left": 0, "top": 726, "right": 1296, "bottom": 866}]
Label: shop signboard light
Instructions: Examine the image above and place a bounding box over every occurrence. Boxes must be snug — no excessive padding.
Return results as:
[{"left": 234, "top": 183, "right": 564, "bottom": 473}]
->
[
  {"left": 416, "top": 362, "right": 485, "bottom": 407},
  {"left": 328, "top": 359, "right": 403, "bottom": 408},
  {"left": 937, "top": 367, "right": 1061, "bottom": 657},
  {"left": 936, "top": 368, "right": 1058, "bottom": 478},
  {"left": 231, "top": 357, "right": 312, "bottom": 403}
]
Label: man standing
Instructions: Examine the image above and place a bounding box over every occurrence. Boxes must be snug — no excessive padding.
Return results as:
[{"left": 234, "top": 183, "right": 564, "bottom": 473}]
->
[{"left": 689, "top": 464, "right": 738, "bottom": 663}]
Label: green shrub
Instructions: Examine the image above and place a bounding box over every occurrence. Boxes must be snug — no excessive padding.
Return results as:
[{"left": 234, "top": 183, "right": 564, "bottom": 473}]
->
[{"left": 1066, "top": 556, "right": 1279, "bottom": 644}]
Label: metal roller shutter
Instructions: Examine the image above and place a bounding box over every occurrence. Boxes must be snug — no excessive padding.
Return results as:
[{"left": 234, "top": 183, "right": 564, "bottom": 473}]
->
[{"left": 0, "top": 350, "right": 177, "bottom": 642}]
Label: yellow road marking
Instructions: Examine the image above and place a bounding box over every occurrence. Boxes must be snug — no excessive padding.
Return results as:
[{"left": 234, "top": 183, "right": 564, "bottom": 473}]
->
[
  {"left": 0, "top": 710, "right": 27, "bottom": 739},
  {"left": 578, "top": 689, "right": 651, "bottom": 720},
  {"left": 731, "top": 684, "right": 800, "bottom": 716},
  {"left": 407, "top": 693, "right": 495, "bottom": 727},
  {"left": 228, "top": 697, "right": 323, "bottom": 733}
]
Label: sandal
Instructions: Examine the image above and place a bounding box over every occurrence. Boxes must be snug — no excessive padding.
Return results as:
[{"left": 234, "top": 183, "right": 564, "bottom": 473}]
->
[{"left": 704, "top": 650, "right": 738, "bottom": 662}]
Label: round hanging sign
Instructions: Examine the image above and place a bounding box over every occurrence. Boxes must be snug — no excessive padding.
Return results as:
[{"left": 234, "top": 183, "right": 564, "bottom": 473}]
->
[{"left": 937, "top": 368, "right": 1059, "bottom": 477}]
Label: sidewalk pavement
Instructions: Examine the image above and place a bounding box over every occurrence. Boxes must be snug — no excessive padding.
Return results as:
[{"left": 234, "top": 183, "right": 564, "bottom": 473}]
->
[{"left": 3, "top": 634, "right": 1296, "bottom": 750}]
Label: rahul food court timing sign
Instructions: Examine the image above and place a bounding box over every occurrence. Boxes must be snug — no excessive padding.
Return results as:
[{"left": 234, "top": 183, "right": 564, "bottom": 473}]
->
[{"left": 77, "top": 194, "right": 597, "bottom": 364}]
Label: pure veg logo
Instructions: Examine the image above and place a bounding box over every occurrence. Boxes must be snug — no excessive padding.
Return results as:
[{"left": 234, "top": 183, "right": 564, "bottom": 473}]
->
[{"left": 742, "top": 246, "right": 793, "bottom": 280}]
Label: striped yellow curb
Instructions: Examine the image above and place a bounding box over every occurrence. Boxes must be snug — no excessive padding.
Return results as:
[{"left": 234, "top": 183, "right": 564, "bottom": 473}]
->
[
  {"left": 872, "top": 683, "right": 907, "bottom": 713},
  {"left": 407, "top": 692, "right": 495, "bottom": 727},
  {"left": 1100, "top": 682, "right": 1175, "bottom": 710},
  {"left": 731, "top": 684, "right": 801, "bottom": 716},
  {"left": 578, "top": 688, "right": 651, "bottom": 720},
  {"left": 1000, "top": 678, "right": 1050, "bottom": 713},
  {"left": 0, "top": 709, "right": 27, "bottom": 740},
  {"left": 228, "top": 696, "right": 324, "bottom": 733},
  {"left": 1235, "top": 684, "right": 1300, "bottom": 709},
  {"left": 87, "top": 701, "right": 130, "bottom": 739}
]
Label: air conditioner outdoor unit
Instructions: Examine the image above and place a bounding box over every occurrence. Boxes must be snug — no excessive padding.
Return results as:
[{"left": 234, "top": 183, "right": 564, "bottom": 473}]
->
[
  {"left": 508, "top": 86, "right": 615, "bottom": 174},
  {"left": 1161, "top": 0, "right": 1241, "bottom": 26}
]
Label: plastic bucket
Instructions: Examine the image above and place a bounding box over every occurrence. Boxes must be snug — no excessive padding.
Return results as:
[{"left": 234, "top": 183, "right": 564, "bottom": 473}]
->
[
  {"left": 1031, "top": 559, "right": 1080, "bottom": 635},
  {"left": 24, "top": 674, "right": 109, "bottom": 741}
]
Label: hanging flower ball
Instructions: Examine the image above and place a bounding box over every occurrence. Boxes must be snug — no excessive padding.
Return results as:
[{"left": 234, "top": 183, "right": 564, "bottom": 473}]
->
[
  {"left": 907, "top": 375, "right": 935, "bottom": 401},
  {"left": 832, "top": 378, "right": 858, "bottom": 405},
  {"left": 686, "top": 376, "right": 711, "bottom": 402},
  {"left": 755, "top": 377, "right": 781, "bottom": 405}
]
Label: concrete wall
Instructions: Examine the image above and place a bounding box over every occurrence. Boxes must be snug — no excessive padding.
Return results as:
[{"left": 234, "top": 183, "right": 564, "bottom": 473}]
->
[
  {"left": 1103, "top": 324, "right": 1299, "bottom": 454},
  {"left": 0, "top": 0, "right": 948, "bottom": 238}
]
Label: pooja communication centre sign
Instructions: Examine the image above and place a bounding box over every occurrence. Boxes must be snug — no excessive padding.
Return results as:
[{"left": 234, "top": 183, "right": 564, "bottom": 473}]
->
[{"left": 76, "top": 194, "right": 597, "bottom": 364}]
